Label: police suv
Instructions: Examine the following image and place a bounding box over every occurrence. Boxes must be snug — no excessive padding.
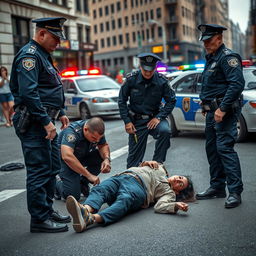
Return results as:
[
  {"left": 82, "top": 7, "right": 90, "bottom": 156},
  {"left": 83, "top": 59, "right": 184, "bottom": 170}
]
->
[{"left": 168, "top": 67, "right": 256, "bottom": 142}]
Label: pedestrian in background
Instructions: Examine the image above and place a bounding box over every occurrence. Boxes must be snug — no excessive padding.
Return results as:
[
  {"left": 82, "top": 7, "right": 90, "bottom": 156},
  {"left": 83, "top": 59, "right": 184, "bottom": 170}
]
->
[
  {"left": 66, "top": 160, "right": 195, "bottom": 233},
  {"left": 0, "top": 66, "right": 14, "bottom": 127},
  {"left": 10, "top": 17, "right": 71, "bottom": 233},
  {"left": 196, "top": 24, "right": 244, "bottom": 208},
  {"left": 118, "top": 53, "right": 176, "bottom": 168},
  {"left": 55, "top": 117, "right": 111, "bottom": 201}
]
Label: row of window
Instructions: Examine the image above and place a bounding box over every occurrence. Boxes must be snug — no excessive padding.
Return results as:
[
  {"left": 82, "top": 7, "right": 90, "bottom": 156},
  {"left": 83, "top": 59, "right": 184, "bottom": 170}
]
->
[
  {"left": 93, "top": 7, "right": 161, "bottom": 21},
  {"left": 95, "top": 26, "right": 162, "bottom": 49},
  {"left": 182, "top": 25, "right": 197, "bottom": 38},
  {"left": 181, "top": 6, "right": 194, "bottom": 20},
  {"left": 92, "top": 0, "right": 154, "bottom": 9}
]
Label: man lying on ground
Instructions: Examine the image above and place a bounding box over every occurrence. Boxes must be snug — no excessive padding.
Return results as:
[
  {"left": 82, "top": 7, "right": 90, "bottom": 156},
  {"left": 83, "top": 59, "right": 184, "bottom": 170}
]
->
[{"left": 66, "top": 160, "right": 195, "bottom": 233}]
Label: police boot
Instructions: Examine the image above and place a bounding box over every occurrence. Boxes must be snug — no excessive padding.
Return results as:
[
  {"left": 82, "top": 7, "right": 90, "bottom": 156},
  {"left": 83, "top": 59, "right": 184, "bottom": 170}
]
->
[
  {"left": 30, "top": 219, "right": 68, "bottom": 233},
  {"left": 66, "top": 195, "right": 95, "bottom": 233},
  {"left": 225, "top": 193, "right": 241, "bottom": 208},
  {"left": 196, "top": 187, "right": 226, "bottom": 200},
  {"left": 49, "top": 210, "right": 71, "bottom": 223}
]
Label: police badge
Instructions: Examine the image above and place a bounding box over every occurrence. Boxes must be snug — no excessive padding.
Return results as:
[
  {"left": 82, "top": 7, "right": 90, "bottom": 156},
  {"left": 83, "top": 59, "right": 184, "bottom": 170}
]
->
[
  {"left": 66, "top": 134, "right": 76, "bottom": 143},
  {"left": 228, "top": 58, "right": 239, "bottom": 67},
  {"left": 22, "top": 58, "right": 35, "bottom": 71},
  {"left": 182, "top": 97, "right": 190, "bottom": 112}
]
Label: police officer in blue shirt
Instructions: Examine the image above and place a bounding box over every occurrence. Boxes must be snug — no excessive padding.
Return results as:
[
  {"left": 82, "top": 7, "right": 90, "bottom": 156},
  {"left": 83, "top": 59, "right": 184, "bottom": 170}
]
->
[
  {"left": 55, "top": 117, "right": 111, "bottom": 201},
  {"left": 10, "top": 17, "right": 71, "bottom": 232},
  {"left": 196, "top": 24, "right": 245, "bottom": 208},
  {"left": 118, "top": 53, "right": 176, "bottom": 168}
]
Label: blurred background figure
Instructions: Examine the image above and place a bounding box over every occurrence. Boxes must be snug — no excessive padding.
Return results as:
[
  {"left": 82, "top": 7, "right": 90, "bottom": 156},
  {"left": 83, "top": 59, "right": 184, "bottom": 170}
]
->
[
  {"left": 0, "top": 66, "right": 14, "bottom": 127},
  {"left": 116, "top": 69, "right": 124, "bottom": 84}
]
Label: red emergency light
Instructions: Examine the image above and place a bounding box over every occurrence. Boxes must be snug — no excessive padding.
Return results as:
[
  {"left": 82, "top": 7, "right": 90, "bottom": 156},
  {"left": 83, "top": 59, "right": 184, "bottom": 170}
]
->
[
  {"left": 60, "top": 68, "right": 78, "bottom": 77},
  {"left": 88, "top": 67, "right": 101, "bottom": 75}
]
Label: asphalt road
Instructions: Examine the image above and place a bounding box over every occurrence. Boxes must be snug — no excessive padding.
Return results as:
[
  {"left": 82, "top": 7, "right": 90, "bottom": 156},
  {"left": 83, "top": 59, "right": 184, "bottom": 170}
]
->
[{"left": 0, "top": 117, "right": 255, "bottom": 256}]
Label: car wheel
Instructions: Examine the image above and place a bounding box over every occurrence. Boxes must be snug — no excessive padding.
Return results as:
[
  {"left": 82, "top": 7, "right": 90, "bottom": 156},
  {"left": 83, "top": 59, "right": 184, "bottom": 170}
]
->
[
  {"left": 236, "top": 114, "right": 247, "bottom": 143},
  {"left": 80, "top": 103, "right": 91, "bottom": 120},
  {"left": 169, "top": 114, "right": 179, "bottom": 137}
]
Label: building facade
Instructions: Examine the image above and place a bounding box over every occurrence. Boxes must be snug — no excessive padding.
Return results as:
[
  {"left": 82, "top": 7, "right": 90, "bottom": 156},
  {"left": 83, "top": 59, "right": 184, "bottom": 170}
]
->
[{"left": 0, "top": 0, "right": 95, "bottom": 72}]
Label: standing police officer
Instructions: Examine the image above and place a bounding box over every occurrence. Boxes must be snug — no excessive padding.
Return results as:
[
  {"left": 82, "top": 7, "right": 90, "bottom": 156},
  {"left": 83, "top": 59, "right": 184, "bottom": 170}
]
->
[
  {"left": 118, "top": 53, "right": 176, "bottom": 168},
  {"left": 196, "top": 24, "right": 245, "bottom": 208},
  {"left": 10, "top": 17, "right": 71, "bottom": 232}
]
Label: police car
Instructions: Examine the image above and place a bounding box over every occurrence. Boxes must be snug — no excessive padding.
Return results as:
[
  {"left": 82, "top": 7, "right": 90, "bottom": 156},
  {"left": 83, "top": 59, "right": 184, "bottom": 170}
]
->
[
  {"left": 168, "top": 67, "right": 256, "bottom": 142},
  {"left": 61, "top": 68, "right": 120, "bottom": 119}
]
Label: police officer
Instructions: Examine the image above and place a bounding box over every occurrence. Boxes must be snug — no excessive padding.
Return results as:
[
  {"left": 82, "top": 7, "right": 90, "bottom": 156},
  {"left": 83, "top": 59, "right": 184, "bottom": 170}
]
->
[
  {"left": 10, "top": 17, "right": 71, "bottom": 232},
  {"left": 196, "top": 24, "right": 245, "bottom": 208},
  {"left": 118, "top": 53, "right": 176, "bottom": 168},
  {"left": 55, "top": 117, "right": 111, "bottom": 201}
]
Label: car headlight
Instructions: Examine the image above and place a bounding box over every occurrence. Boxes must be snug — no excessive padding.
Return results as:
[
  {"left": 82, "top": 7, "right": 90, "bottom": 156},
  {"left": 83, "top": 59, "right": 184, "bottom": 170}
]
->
[
  {"left": 91, "top": 97, "right": 110, "bottom": 103},
  {"left": 249, "top": 101, "right": 256, "bottom": 108}
]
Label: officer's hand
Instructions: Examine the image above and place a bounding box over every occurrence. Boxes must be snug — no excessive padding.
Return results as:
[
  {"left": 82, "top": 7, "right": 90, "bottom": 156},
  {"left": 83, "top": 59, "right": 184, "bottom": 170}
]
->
[
  {"left": 147, "top": 118, "right": 160, "bottom": 130},
  {"left": 44, "top": 122, "right": 57, "bottom": 140},
  {"left": 125, "top": 122, "right": 136, "bottom": 134},
  {"left": 214, "top": 108, "right": 226, "bottom": 123},
  {"left": 175, "top": 202, "right": 189, "bottom": 212},
  {"left": 101, "top": 159, "right": 111, "bottom": 173},
  {"left": 88, "top": 174, "right": 100, "bottom": 186},
  {"left": 59, "top": 115, "right": 70, "bottom": 130},
  {"left": 140, "top": 161, "right": 159, "bottom": 169}
]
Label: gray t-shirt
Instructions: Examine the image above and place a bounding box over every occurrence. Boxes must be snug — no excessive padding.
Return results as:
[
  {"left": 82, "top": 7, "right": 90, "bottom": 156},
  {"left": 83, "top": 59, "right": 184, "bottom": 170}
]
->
[{"left": 0, "top": 77, "right": 11, "bottom": 94}]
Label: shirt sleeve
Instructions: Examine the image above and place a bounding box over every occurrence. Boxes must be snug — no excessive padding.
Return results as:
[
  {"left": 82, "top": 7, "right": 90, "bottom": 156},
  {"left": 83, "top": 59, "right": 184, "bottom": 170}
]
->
[
  {"left": 60, "top": 129, "right": 78, "bottom": 149},
  {"left": 16, "top": 55, "right": 51, "bottom": 126},
  {"left": 219, "top": 54, "right": 245, "bottom": 111},
  {"left": 156, "top": 81, "right": 176, "bottom": 120},
  {"left": 118, "top": 79, "right": 132, "bottom": 124},
  {"left": 154, "top": 192, "right": 177, "bottom": 214}
]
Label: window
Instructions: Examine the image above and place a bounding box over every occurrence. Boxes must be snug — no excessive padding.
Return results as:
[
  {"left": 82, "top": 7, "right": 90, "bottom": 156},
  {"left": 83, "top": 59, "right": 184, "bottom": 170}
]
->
[
  {"left": 76, "top": 0, "right": 82, "bottom": 12},
  {"left": 146, "top": 29, "right": 150, "bottom": 40},
  {"left": 64, "top": 26, "right": 69, "bottom": 40},
  {"left": 119, "top": 34, "right": 123, "bottom": 44},
  {"left": 100, "top": 23, "right": 104, "bottom": 32},
  {"left": 101, "top": 38, "right": 105, "bottom": 48},
  {"left": 111, "top": 4, "right": 115, "bottom": 13},
  {"left": 77, "top": 24, "right": 83, "bottom": 42},
  {"left": 107, "top": 37, "right": 111, "bottom": 47},
  {"left": 125, "top": 16, "right": 129, "bottom": 26},
  {"left": 116, "top": 1, "right": 121, "bottom": 11},
  {"left": 118, "top": 18, "right": 122, "bottom": 28},
  {"left": 124, "top": 0, "right": 128, "bottom": 9},
  {"left": 131, "top": 0, "right": 134, "bottom": 8},
  {"left": 174, "top": 74, "right": 197, "bottom": 93},
  {"left": 112, "top": 36, "right": 117, "bottom": 46},
  {"left": 105, "top": 6, "right": 109, "bottom": 15},
  {"left": 62, "top": 80, "right": 77, "bottom": 93},
  {"left": 150, "top": 9, "right": 154, "bottom": 19},
  {"left": 120, "top": 57, "right": 124, "bottom": 64},
  {"left": 84, "top": 0, "right": 89, "bottom": 14},
  {"left": 132, "top": 15, "right": 135, "bottom": 25},
  {"left": 94, "top": 25, "right": 97, "bottom": 34},
  {"left": 151, "top": 26, "right": 155, "bottom": 39},
  {"left": 12, "top": 16, "right": 30, "bottom": 54},
  {"left": 141, "top": 12, "right": 144, "bottom": 22},
  {"left": 99, "top": 7, "right": 103, "bottom": 17},
  {"left": 132, "top": 31, "right": 136, "bottom": 42},
  {"left": 142, "top": 30, "right": 145, "bottom": 40},
  {"left": 106, "top": 21, "right": 110, "bottom": 31},
  {"left": 125, "top": 33, "right": 130, "bottom": 44},
  {"left": 158, "top": 26, "right": 162, "bottom": 37},
  {"left": 145, "top": 11, "right": 149, "bottom": 21},
  {"left": 156, "top": 8, "right": 161, "bottom": 19},
  {"left": 112, "top": 19, "right": 116, "bottom": 30},
  {"left": 85, "top": 26, "right": 90, "bottom": 43},
  {"left": 93, "top": 10, "right": 97, "bottom": 18}
]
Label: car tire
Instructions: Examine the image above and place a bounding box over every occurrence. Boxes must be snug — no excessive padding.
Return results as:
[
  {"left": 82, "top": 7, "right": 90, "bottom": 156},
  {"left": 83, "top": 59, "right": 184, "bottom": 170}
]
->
[
  {"left": 236, "top": 114, "right": 247, "bottom": 143},
  {"left": 169, "top": 114, "right": 179, "bottom": 137},
  {"left": 80, "top": 103, "right": 91, "bottom": 120}
]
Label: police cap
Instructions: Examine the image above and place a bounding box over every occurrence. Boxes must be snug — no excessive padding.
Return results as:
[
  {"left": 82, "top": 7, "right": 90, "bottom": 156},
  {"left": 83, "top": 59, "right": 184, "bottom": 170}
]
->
[
  {"left": 198, "top": 24, "right": 227, "bottom": 41},
  {"left": 32, "top": 17, "right": 67, "bottom": 40},
  {"left": 137, "top": 53, "right": 161, "bottom": 71}
]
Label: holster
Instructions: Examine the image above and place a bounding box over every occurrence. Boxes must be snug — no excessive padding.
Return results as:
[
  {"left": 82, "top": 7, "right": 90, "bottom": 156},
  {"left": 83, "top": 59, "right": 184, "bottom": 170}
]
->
[{"left": 16, "top": 106, "right": 31, "bottom": 134}]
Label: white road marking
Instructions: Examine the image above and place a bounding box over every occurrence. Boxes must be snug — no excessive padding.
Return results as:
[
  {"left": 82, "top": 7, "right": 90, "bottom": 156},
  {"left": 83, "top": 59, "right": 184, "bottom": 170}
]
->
[{"left": 0, "top": 189, "right": 26, "bottom": 203}]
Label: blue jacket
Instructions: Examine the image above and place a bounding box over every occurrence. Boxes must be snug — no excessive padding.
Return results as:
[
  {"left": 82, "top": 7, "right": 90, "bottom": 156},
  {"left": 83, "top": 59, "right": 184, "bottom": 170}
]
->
[
  {"left": 10, "top": 39, "right": 65, "bottom": 126},
  {"left": 118, "top": 71, "right": 176, "bottom": 124},
  {"left": 200, "top": 44, "right": 245, "bottom": 111}
]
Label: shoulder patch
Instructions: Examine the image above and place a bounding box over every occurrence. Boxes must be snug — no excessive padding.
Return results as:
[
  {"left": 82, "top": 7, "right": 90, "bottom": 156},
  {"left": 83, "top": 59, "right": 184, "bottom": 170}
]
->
[
  {"left": 66, "top": 134, "right": 76, "bottom": 143},
  {"left": 227, "top": 58, "right": 239, "bottom": 67},
  {"left": 26, "top": 45, "right": 37, "bottom": 55},
  {"left": 126, "top": 70, "right": 139, "bottom": 79},
  {"left": 22, "top": 58, "right": 35, "bottom": 71}
]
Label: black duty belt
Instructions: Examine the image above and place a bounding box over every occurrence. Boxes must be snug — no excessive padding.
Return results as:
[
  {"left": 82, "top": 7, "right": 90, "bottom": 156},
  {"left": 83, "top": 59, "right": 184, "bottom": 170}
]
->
[{"left": 129, "top": 110, "right": 154, "bottom": 120}]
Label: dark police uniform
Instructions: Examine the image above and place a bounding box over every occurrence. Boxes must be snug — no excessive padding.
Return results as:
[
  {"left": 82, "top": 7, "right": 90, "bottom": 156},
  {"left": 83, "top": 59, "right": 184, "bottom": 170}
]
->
[
  {"left": 118, "top": 53, "right": 176, "bottom": 168},
  {"left": 196, "top": 24, "right": 245, "bottom": 207},
  {"left": 10, "top": 17, "right": 69, "bottom": 230},
  {"left": 56, "top": 120, "right": 106, "bottom": 200}
]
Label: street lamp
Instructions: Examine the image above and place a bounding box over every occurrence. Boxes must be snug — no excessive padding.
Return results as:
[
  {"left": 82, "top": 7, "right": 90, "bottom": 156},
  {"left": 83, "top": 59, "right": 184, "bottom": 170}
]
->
[{"left": 148, "top": 19, "right": 167, "bottom": 63}]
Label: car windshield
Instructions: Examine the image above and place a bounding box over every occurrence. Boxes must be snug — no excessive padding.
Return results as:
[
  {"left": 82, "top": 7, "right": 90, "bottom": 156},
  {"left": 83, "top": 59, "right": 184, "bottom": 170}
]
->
[
  {"left": 243, "top": 69, "right": 256, "bottom": 90},
  {"left": 76, "top": 77, "right": 120, "bottom": 92}
]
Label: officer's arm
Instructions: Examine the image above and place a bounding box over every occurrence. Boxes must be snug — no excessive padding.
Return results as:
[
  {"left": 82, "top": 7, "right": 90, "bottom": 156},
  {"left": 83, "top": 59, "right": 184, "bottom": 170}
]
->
[
  {"left": 156, "top": 81, "right": 176, "bottom": 120},
  {"left": 61, "top": 145, "right": 95, "bottom": 178},
  {"left": 219, "top": 55, "right": 245, "bottom": 112},
  {"left": 17, "top": 55, "right": 50, "bottom": 126},
  {"left": 118, "top": 80, "right": 132, "bottom": 124},
  {"left": 98, "top": 143, "right": 111, "bottom": 161}
]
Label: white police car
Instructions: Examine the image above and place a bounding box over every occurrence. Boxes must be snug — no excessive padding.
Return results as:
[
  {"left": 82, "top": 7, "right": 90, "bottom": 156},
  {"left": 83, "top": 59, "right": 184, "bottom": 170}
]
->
[
  {"left": 61, "top": 69, "right": 120, "bottom": 119},
  {"left": 168, "top": 68, "right": 256, "bottom": 142}
]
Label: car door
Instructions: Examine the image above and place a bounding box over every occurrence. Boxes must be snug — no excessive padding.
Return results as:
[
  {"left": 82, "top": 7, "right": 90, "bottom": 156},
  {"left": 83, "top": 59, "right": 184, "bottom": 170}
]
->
[
  {"left": 173, "top": 73, "right": 200, "bottom": 130},
  {"left": 63, "top": 79, "right": 78, "bottom": 117}
]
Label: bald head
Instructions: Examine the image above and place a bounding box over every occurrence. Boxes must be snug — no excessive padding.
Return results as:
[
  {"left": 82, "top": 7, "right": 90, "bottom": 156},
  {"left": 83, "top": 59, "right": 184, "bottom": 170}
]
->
[{"left": 85, "top": 117, "right": 105, "bottom": 135}]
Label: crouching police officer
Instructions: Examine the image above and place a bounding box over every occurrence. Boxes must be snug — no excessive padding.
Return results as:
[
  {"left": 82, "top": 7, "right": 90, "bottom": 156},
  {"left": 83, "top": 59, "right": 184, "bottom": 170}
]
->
[
  {"left": 118, "top": 53, "right": 176, "bottom": 168},
  {"left": 196, "top": 24, "right": 245, "bottom": 208},
  {"left": 10, "top": 17, "right": 71, "bottom": 232}
]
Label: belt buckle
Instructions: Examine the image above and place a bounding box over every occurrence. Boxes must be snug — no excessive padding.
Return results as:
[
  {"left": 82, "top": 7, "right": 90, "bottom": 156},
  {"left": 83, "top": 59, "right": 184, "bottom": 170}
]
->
[{"left": 141, "top": 115, "right": 149, "bottom": 119}]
